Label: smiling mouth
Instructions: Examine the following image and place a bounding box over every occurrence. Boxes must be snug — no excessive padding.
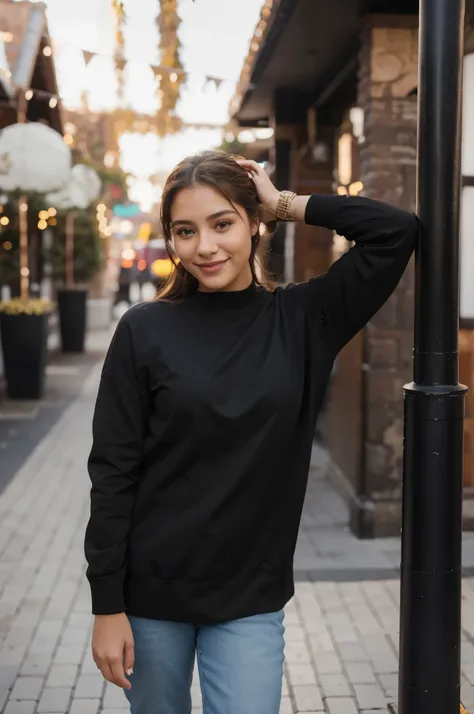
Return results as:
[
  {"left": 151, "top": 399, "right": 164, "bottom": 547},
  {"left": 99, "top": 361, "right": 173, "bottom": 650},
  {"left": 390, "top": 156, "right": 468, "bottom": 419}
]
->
[{"left": 196, "top": 259, "right": 229, "bottom": 273}]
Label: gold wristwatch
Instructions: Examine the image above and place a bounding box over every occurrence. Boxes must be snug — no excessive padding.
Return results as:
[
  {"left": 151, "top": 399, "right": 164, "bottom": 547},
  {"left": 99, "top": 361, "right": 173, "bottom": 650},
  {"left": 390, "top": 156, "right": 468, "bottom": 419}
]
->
[{"left": 275, "top": 191, "right": 297, "bottom": 221}]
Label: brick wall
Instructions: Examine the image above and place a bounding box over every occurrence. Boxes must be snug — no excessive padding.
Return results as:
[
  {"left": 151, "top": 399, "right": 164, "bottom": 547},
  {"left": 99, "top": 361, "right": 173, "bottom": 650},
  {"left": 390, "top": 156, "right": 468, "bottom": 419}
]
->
[{"left": 357, "top": 22, "right": 418, "bottom": 518}]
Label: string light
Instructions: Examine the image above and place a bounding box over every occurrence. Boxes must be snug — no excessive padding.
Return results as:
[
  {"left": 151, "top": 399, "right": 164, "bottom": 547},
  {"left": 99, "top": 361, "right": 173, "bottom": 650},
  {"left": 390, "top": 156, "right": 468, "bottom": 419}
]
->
[
  {"left": 349, "top": 181, "right": 364, "bottom": 196},
  {"left": 48, "top": 207, "right": 57, "bottom": 216},
  {"left": 20, "top": 267, "right": 30, "bottom": 277},
  {"left": 49, "top": 97, "right": 58, "bottom": 109},
  {"left": 0, "top": 216, "right": 9, "bottom": 226},
  {"left": 25, "top": 90, "right": 33, "bottom": 101},
  {"left": 39, "top": 210, "right": 49, "bottom": 220},
  {"left": 3, "top": 241, "right": 12, "bottom": 250},
  {"left": 63, "top": 133, "right": 74, "bottom": 145},
  {"left": 37, "top": 219, "right": 48, "bottom": 230},
  {"left": 43, "top": 46, "right": 52, "bottom": 57},
  {"left": 121, "top": 248, "right": 136, "bottom": 261},
  {"left": 19, "top": 202, "right": 28, "bottom": 213}
]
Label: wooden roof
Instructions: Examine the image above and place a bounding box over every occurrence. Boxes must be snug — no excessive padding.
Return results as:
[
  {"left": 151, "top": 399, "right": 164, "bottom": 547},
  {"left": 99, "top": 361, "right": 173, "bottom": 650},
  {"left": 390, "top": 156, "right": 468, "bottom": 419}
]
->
[{"left": 0, "top": 1, "right": 62, "bottom": 132}]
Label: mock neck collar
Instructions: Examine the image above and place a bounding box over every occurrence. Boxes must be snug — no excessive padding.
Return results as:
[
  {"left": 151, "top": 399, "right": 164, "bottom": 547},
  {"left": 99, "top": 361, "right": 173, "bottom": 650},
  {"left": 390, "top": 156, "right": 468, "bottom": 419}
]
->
[{"left": 189, "top": 281, "right": 265, "bottom": 308}]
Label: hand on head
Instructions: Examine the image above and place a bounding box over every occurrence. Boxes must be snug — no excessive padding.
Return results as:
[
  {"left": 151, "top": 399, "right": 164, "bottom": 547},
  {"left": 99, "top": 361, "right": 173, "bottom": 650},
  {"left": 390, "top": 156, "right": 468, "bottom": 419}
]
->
[{"left": 235, "top": 159, "right": 281, "bottom": 222}]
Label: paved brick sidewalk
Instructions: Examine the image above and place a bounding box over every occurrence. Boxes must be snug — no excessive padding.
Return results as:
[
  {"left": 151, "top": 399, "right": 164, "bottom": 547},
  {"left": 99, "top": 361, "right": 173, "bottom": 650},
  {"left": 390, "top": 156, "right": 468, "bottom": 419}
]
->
[{"left": 0, "top": 345, "right": 473, "bottom": 713}]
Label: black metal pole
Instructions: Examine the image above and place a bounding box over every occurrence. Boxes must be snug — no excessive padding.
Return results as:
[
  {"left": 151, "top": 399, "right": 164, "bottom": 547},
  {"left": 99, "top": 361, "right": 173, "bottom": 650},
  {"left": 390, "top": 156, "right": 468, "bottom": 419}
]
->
[{"left": 398, "top": 1, "right": 466, "bottom": 713}]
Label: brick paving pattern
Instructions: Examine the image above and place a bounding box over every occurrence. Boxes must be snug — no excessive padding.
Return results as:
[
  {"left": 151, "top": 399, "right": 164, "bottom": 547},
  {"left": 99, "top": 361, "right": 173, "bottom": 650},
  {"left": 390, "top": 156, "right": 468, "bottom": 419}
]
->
[{"left": 0, "top": 335, "right": 474, "bottom": 713}]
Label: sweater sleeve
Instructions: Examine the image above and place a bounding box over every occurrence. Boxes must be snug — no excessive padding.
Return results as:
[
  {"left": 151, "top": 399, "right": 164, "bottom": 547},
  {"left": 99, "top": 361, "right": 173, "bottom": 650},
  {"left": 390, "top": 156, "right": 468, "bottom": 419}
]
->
[
  {"left": 84, "top": 313, "right": 149, "bottom": 615},
  {"left": 301, "top": 194, "right": 418, "bottom": 352}
]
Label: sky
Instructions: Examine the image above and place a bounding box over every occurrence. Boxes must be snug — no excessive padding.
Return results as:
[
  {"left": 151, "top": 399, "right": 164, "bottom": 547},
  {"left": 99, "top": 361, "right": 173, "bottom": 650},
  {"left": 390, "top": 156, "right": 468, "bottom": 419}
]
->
[{"left": 21, "top": 0, "right": 263, "bottom": 209}]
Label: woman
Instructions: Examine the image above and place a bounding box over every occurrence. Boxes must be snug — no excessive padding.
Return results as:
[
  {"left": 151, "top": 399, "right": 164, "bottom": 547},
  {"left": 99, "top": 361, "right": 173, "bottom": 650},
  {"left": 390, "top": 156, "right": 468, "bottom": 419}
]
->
[{"left": 85, "top": 151, "right": 417, "bottom": 714}]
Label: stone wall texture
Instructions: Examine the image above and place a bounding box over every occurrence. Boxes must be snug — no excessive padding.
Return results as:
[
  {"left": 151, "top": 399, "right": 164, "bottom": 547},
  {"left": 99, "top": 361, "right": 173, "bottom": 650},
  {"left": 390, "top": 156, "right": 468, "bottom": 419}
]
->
[{"left": 357, "top": 23, "right": 418, "bottom": 512}]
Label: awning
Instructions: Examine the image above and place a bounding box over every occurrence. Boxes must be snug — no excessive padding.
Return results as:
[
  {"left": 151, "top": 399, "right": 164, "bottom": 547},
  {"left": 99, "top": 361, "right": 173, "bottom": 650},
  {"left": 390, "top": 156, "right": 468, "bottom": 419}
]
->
[{"left": 231, "top": 0, "right": 419, "bottom": 127}]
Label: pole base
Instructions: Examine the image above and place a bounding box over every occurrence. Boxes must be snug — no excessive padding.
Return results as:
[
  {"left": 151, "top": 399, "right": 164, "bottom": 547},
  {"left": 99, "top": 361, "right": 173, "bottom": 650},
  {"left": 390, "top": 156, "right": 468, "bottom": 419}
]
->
[{"left": 388, "top": 704, "right": 468, "bottom": 712}]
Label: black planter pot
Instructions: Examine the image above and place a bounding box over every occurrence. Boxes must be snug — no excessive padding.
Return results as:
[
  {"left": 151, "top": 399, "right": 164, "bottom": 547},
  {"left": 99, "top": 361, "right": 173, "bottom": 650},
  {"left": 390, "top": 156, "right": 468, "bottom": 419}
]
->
[
  {"left": 0, "top": 312, "right": 49, "bottom": 399},
  {"left": 57, "top": 289, "right": 88, "bottom": 353}
]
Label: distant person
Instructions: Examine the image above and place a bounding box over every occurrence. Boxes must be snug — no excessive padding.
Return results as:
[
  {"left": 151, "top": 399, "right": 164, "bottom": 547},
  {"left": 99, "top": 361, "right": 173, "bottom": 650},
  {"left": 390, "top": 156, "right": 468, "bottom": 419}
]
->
[
  {"left": 84, "top": 151, "right": 418, "bottom": 714},
  {"left": 114, "top": 265, "right": 132, "bottom": 307}
]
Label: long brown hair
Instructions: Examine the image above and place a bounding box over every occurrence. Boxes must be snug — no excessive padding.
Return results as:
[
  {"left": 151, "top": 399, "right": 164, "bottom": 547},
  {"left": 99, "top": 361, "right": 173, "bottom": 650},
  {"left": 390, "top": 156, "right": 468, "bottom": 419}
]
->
[{"left": 156, "top": 150, "right": 272, "bottom": 302}]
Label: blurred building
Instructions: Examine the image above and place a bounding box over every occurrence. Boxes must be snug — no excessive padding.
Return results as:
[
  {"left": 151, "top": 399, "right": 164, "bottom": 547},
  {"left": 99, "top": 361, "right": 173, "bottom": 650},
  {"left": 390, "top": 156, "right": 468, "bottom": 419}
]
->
[
  {"left": 0, "top": 0, "right": 62, "bottom": 132},
  {"left": 230, "top": 0, "right": 474, "bottom": 536}
]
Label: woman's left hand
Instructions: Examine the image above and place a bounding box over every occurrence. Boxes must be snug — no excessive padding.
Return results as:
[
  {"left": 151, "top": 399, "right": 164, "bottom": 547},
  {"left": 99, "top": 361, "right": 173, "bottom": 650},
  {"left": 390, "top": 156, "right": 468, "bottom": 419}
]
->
[{"left": 236, "top": 159, "right": 281, "bottom": 220}]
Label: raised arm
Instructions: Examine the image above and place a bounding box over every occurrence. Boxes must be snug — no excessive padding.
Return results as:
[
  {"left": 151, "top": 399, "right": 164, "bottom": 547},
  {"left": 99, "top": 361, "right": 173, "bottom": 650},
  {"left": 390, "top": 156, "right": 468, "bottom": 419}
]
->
[
  {"left": 297, "top": 193, "right": 418, "bottom": 351},
  {"left": 236, "top": 159, "right": 418, "bottom": 353},
  {"left": 85, "top": 312, "right": 149, "bottom": 615}
]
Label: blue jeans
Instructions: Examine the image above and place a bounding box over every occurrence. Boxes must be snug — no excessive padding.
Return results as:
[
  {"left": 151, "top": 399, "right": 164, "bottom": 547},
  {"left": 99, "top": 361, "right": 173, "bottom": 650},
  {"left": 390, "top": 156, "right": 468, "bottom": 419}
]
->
[{"left": 124, "top": 610, "right": 285, "bottom": 714}]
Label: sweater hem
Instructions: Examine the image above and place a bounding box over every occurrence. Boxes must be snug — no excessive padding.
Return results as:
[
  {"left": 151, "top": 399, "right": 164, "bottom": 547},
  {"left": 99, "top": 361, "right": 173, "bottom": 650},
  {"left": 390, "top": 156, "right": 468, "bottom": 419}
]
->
[{"left": 123, "top": 566, "right": 295, "bottom": 625}]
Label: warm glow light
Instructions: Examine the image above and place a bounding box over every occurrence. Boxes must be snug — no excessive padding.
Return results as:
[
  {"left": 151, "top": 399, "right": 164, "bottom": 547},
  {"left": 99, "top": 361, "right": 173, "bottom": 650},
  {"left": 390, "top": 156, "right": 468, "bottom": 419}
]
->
[
  {"left": 104, "top": 151, "right": 115, "bottom": 168},
  {"left": 20, "top": 267, "right": 30, "bottom": 277},
  {"left": 338, "top": 133, "right": 352, "bottom": 186},
  {"left": 337, "top": 186, "right": 349, "bottom": 196},
  {"left": 138, "top": 222, "right": 152, "bottom": 241},
  {"left": 63, "top": 133, "right": 74, "bottom": 145},
  {"left": 3, "top": 241, "right": 12, "bottom": 250},
  {"left": 151, "top": 259, "right": 173, "bottom": 278},
  {"left": 119, "top": 219, "right": 134, "bottom": 235},
  {"left": 64, "top": 122, "right": 77, "bottom": 136},
  {"left": 121, "top": 259, "right": 134, "bottom": 269},
  {"left": 43, "top": 46, "right": 52, "bottom": 57},
  {"left": 19, "top": 202, "right": 28, "bottom": 212},
  {"left": 49, "top": 97, "right": 58, "bottom": 109},
  {"left": 39, "top": 210, "right": 49, "bottom": 220},
  {"left": 25, "top": 90, "right": 33, "bottom": 101},
  {"left": 121, "top": 247, "right": 136, "bottom": 261},
  {"left": 349, "top": 181, "right": 364, "bottom": 196},
  {"left": 97, "top": 203, "right": 106, "bottom": 212},
  {"left": 0, "top": 216, "right": 9, "bottom": 226},
  {"left": 48, "top": 207, "right": 57, "bottom": 216},
  {"left": 170, "top": 72, "right": 178, "bottom": 83},
  {"left": 1, "top": 32, "right": 13, "bottom": 43},
  {"left": 137, "top": 259, "right": 147, "bottom": 271},
  {"left": 238, "top": 130, "right": 256, "bottom": 144},
  {"left": 48, "top": 218, "right": 57, "bottom": 226},
  {"left": 38, "top": 219, "right": 48, "bottom": 230}
]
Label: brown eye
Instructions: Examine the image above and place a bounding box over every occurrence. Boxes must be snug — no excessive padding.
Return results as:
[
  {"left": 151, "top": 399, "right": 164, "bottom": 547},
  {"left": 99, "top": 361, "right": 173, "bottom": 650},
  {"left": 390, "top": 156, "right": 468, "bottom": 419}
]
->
[{"left": 216, "top": 220, "right": 231, "bottom": 230}]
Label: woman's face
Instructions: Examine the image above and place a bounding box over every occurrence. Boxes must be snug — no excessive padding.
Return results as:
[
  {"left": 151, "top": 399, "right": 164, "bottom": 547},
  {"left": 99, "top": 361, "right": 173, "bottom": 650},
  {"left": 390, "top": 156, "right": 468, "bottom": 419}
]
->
[{"left": 170, "top": 183, "right": 258, "bottom": 293}]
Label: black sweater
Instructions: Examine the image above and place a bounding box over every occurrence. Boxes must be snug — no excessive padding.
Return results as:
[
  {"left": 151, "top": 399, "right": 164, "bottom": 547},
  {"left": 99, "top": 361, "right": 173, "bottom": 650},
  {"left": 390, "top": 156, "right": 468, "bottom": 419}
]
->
[{"left": 85, "top": 194, "right": 417, "bottom": 623}]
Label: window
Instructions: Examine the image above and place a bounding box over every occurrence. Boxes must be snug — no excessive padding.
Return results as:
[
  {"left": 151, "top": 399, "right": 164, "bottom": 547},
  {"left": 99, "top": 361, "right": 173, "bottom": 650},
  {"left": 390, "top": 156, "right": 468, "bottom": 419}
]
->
[{"left": 461, "top": 53, "right": 474, "bottom": 323}]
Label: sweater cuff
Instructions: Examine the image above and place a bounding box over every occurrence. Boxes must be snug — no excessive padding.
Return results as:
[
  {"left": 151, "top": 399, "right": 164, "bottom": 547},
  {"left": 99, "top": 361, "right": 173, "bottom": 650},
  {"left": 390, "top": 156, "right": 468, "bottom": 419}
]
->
[
  {"left": 89, "top": 576, "right": 126, "bottom": 615},
  {"left": 304, "top": 193, "right": 348, "bottom": 229}
]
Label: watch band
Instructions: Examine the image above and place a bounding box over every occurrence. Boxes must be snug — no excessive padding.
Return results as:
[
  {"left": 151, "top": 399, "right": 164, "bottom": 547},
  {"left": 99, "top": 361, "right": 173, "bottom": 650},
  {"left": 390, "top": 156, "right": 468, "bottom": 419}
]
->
[{"left": 275, "top": 191, "right": 297, "bottom": 221}]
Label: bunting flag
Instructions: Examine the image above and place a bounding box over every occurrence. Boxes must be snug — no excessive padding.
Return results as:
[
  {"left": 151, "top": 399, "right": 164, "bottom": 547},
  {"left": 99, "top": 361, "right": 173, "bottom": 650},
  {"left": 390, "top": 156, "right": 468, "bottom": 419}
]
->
[
  {"left": 82, "top": 50, "right": 95, "bottom": 66},
  {"left": 3, "top": 36, "right": 231, "bottom": 89},
  {"left": 207, "top": 76, "right": 224, "bottom": 90}
]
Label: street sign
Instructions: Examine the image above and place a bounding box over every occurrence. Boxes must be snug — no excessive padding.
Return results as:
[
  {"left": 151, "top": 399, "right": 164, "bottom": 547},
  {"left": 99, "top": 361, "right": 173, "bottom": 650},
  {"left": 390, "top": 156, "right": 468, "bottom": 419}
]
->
[{"left": 112, "top": 203, "right": 140, "bottom": 218}]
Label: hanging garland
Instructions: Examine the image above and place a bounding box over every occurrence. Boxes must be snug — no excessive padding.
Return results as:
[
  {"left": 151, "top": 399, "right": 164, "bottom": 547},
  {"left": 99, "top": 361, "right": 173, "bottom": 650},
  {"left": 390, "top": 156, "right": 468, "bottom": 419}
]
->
[
  {"left": 113, "top": 0, "right": 126, "bottom": 106},
  {"left": 155, "top": 0, "right": 184, "bottom": 137}
]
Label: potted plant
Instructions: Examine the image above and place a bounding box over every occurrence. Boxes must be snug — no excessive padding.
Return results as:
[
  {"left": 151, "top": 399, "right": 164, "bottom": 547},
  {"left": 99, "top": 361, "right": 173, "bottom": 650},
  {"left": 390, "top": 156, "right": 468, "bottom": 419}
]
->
[
  {"left": 45, "top": 164, "right": 102, "bottom": 352},
  {"left": 0, "top": 297, "right": 54, "bottom": 399},
  {"left": 0, "top": 122, "right": 71, "bottom": 399}
]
